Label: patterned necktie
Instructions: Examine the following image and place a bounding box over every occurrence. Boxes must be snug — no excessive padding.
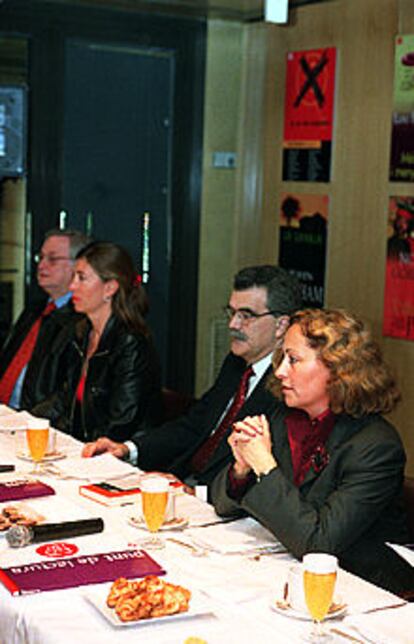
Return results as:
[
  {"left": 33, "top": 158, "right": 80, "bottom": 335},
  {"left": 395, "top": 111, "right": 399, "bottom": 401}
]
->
[
  {"left": 191, "top": 365, "right": 254, "bottom": 474},
  {"left": 0, "top": 301, "right": 56, "bottom": 404}
]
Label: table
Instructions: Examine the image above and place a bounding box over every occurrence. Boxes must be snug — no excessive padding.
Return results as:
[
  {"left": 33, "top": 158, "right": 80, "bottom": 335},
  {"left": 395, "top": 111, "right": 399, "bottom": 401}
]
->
[{"left": 0, "top": 424, "right": 413, "bottom": 644}]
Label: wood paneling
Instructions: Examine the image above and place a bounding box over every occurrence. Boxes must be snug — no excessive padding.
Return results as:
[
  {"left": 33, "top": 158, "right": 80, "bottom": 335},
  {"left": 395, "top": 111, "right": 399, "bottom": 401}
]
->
[
  {"left": 198, "top": 0, "right": 414, "bottom": 473},
  {"left": 258, "top": 0, "right": 414, "bottom": 473}
]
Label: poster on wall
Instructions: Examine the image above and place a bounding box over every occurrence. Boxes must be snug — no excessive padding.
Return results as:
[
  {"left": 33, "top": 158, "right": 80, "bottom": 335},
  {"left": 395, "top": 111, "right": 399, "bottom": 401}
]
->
[
  {"left": 282, "top": 47, "right": 337, "bottom": 182},
  {"left": 390, "top": 35, "right": 414, "bottom": 182},
  {"left": 278, "top": 193, "right": 329, "bottom": 307},
  {"left": 383, "top": 196, "right": 414, "bottom": 341}
]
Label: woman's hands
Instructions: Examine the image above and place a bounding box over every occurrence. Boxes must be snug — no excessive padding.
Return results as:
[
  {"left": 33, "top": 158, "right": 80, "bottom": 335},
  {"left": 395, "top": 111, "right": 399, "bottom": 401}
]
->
[{"left": 228, "top": 414, "right": 277, "bottom": 479}]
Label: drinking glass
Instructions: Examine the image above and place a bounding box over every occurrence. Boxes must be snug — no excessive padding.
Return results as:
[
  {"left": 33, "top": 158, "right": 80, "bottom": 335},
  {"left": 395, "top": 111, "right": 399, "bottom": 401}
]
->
[
  {"left": 26, "top": 418, "right": 50, "bottom": 475},
  {"left": 139, "top": 475, "right": 169, "bottom": 549},
  {"left": 303, "top": 553, "right": 338, "bottom": 641}
]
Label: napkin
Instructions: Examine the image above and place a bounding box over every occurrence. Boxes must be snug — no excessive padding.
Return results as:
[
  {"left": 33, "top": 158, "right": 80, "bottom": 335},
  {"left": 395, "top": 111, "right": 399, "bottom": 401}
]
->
[
  {"left": 187, "top": 517, "right": 285, "bottom": 554},
  {"left": 0, "top": 410, "right": 35, "bottom": 431},
  {"left": 51, "top": 453, "right": 137, "bottom": 480},
  {"left": 342, "top": 604, "right": 414, "bottom": 644}
]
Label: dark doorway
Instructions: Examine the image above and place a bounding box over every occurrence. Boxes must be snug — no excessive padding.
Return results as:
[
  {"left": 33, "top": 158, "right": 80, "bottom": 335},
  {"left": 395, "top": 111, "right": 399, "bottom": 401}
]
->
[
  {"left": 62, "top": 40, "right": 173, "bottom": 378},
  {"left": 0, "top": 2, "right": 206, "bottom": 393}
]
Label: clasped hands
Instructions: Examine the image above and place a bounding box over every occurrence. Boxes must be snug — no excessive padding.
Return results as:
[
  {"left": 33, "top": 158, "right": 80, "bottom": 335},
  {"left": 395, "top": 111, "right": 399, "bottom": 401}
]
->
[{"left": 228, "top": 414, "right": 277, "bottom": 480}]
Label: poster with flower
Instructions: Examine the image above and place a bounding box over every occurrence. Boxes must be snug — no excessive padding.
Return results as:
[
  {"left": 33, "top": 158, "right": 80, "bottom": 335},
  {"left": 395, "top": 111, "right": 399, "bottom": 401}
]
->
[
  {"left": 383, "top": 196, "right": 414, "bottom": 340},
  {"left": 278, "top": 193, "right": 329, "bottom": 307}
]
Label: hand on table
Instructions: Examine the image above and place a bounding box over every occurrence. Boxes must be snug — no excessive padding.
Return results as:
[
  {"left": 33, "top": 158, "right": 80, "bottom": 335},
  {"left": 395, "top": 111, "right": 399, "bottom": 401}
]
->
[{"left": 82, "top": 437, "right": 129, "bottom": 459}]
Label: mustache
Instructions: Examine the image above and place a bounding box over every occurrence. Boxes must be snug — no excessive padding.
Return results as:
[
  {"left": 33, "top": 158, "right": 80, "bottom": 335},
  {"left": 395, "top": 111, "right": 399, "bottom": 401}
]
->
[{"left": 229, "top": 329, "right": 248, "bottom": 341}]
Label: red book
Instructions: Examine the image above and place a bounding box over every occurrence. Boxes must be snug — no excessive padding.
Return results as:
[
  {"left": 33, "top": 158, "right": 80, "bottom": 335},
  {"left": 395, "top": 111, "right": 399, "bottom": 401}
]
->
[
  {"left": 79, "top": 478, "right": 183, "bottom": 507},
  {"left": 79, "top": 481, "right": 141, "bottom": 506}
]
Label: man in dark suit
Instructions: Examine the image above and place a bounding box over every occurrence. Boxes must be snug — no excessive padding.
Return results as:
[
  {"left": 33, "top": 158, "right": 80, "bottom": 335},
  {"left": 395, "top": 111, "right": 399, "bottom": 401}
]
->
[
  {"left": 0, "top": 228, "right": 90, "bottom": 410},
  {"left": 83, "top": 265, "right": 303, "bottom": 486}
]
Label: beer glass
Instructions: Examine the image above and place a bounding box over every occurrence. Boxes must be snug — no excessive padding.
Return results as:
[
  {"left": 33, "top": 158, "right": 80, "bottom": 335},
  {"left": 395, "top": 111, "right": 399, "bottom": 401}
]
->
[
  {"left": 303, "top": 553, "right": 338, "bottom": 641},
  {"left": 26, "top": 418, "right": 50, "bottom": 475},
  {"left": 139, "top": 475, "right": 169, "bottom": 549}
]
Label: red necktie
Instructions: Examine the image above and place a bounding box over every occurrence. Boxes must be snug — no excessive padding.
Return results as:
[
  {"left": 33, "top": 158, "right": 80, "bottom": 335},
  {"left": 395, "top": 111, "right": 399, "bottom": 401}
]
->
[
  {"left": 191, "top": 365, "right": 254, "bottom": 473},
  {"left": 0, "top": 301, "right": 56, "bottom": 404}
]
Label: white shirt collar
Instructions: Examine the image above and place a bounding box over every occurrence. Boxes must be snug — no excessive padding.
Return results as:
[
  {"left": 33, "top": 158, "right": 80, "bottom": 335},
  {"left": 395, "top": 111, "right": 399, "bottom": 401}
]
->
[
  {"left": 250, "top": 352, "right": 273, "bottom": 379},
  {"left": 246, "top": 352, "right": 273, "bottom": 396}
]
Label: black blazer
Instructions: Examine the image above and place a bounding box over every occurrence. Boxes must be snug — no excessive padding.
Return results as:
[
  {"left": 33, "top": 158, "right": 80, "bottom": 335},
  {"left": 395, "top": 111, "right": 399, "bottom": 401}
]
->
[
  {"left": 0, "top": 296, "right": 81, "bottom": 409},
  {"left": 135, "top": 352, "right": 278, "bottom": 485},
  {"left": 32, "top": 315, "right": 162, "bottom": 443}
]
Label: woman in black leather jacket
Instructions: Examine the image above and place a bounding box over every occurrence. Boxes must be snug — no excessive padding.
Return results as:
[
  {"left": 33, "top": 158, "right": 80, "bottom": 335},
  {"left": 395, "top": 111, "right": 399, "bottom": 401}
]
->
[{"left": 32, "top": 242, "right": 161, "bottom": 442}]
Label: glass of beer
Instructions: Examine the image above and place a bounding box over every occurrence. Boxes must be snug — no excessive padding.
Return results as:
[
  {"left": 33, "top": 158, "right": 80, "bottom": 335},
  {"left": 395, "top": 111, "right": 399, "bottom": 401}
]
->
[
  {"left": 303, "top": 553, "right": 338, "bottom": 641},
  {"left": 26, "top": 418, "right": 50, "bottom": 475},
  {"left": 139, "top": 474, "right": 169, "bottom": 549}
]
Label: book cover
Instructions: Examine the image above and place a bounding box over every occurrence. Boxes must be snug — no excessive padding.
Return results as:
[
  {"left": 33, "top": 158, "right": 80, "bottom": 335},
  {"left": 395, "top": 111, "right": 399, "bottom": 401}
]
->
[
  {"left": 0, "top": 477, "right": 55, "bottom": 503},
  {"left": 79, "top": 477, "right": 183, "bottom": 507},
  {"left": 79, "top": 481, "right": 141, "bottom": 506},
  {"left": 0, "top": 548, "right": 166, "bottom": 595}
]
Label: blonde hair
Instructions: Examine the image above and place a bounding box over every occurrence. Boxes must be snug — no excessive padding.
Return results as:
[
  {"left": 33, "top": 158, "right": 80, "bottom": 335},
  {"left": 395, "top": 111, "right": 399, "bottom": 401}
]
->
[{"left": 270, "top": 308, "right": 401, "bottom": 417}]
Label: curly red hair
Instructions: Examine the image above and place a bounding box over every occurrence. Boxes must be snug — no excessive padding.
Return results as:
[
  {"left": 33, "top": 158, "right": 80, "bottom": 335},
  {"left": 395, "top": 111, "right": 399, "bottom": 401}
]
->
[{"left": 270, "top": 309, "right": 401, "bottom": 417}]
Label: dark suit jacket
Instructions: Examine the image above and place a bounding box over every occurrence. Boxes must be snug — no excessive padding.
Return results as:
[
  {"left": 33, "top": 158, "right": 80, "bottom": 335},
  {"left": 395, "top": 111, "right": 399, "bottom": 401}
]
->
[
  {"left": 0, "top": 296, "right": 81, "bottom": 409},
  {"left": 211, "top": 404, "right": 414, "bottom": 595},
  {"left": 134, "top": 352, "right": 277, "bottom": 485}
]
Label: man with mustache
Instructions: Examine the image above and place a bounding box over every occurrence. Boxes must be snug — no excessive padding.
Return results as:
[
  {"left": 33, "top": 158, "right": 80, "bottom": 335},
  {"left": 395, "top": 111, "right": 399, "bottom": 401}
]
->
[
  {"left": 0, "top": 229, "right": 90, "bottom": 410},
  {"left": 83, "top": 265, "right": 302, "bottom": 488}
]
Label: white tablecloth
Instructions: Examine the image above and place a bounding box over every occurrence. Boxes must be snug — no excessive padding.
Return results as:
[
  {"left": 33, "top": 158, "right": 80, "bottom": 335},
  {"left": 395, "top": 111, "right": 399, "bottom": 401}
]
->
[{"left": 0, "top": 423, "right": 413, "bottom": 644}]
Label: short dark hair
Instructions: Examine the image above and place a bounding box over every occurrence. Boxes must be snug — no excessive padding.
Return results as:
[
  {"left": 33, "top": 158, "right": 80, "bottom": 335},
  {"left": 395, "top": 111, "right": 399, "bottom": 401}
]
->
[
  {"left": 44, "top": 229, "right": 92, "bottom": 260},
  {"left": 233, "top": 265, "right": 302, "bottom": 316}
]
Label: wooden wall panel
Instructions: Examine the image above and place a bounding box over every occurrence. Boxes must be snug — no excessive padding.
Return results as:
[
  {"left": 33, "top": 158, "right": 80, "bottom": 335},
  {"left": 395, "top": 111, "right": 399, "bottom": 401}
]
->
[
  {"left": 198, "top": 0, "right": 414, "bottom": 473},
  {"left": 259, "top": 0, "right": 414, "bottom": 473}
]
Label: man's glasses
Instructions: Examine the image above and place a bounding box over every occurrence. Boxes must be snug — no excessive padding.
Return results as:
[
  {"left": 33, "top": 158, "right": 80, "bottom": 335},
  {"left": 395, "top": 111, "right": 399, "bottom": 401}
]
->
[
  {"left": 34, "top": 253, "right": 72, "bottom": 265},
  {"left": 223, "top": 305, "right": 280, "bottom": 324}
]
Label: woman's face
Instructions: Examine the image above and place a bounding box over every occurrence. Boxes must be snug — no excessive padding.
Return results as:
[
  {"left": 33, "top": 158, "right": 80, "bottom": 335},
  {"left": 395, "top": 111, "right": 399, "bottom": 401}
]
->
[
  {"left": 275, "top": 323, "right": 330, "bottom": 418},
  {"left": 70, "top": 258, "right": 113, "bottom": 317}
]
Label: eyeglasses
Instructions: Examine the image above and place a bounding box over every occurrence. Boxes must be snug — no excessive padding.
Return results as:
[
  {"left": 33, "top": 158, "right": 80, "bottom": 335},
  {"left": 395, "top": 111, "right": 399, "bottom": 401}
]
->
[
  {"left": 223, "top": 305, "right": 281, "bottom": 324},
  {"left": 34, "top": 253, "right": 72, "bottom": 265}
]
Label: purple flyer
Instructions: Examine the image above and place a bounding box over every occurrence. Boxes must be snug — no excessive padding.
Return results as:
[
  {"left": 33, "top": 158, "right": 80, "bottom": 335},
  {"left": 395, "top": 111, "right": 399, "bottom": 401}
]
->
[
  {"left": 0, "top": 478, "right": 55, "bottom": 502},
  {"left": 0, "top": 548, "right": 166, "bottom": 595}
]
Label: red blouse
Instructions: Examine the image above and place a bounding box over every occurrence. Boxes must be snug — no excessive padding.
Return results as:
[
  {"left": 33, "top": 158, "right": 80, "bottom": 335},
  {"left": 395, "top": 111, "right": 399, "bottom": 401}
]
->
[{"left": 75, "top": 372, "right": 86, "bottom": 403}]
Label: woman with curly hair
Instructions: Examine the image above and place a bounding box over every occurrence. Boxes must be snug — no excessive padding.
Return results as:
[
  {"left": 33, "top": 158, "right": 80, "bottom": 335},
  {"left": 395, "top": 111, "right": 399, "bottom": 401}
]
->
[{"left": 211, "top": 308, "right": 413, "bottom": 595}]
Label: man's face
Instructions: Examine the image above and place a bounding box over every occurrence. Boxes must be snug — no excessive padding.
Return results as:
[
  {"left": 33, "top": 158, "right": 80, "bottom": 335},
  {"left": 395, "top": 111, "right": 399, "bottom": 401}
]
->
[
  {"left": 36, "top": 236, "right": 74, "bottom": 299},
  {"left": 227, "top": 286, "right": 278, "bottom": 365}
]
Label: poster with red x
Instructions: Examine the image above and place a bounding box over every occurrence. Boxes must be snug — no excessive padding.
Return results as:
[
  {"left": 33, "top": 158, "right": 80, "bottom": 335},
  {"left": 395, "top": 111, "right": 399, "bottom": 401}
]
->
[{"left": 282, "top": 47, "right": 337, "bottom": 182}]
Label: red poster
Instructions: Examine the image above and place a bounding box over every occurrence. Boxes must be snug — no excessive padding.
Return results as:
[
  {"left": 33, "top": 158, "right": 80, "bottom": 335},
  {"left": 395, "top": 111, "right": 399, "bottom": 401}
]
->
[
  {"left": 284, "top": 47, "right": 336, "bottom": 141},
  {"left": 383, "top": 197, "right": 414, "bottom": 340},
  {"left": 283, "top": 47, "right": 337, "bottom": 182}
]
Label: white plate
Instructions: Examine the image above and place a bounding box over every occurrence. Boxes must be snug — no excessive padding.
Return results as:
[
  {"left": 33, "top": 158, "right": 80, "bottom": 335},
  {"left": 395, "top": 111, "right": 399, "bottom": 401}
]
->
[
  {"left": 128, "top": 515, "right": 189, "bottom": 531},
  {"left": 84, "top": 583, "right": 214, "bottom": 627},
  {"left": 16, "top": 450, "right": 66, "bottom": 463},
  {"left": 271, "top": 599, "right": 347, "bottom": 621}
]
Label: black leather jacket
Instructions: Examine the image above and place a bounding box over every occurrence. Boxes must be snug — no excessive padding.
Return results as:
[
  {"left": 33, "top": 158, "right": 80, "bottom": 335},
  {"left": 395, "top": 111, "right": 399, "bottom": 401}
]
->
[
  {"left": 32, "top": 315, "right": 162, "bottom": 442},
  {"left": 0, "top": 296, "right": 81, "bottom": 410}
]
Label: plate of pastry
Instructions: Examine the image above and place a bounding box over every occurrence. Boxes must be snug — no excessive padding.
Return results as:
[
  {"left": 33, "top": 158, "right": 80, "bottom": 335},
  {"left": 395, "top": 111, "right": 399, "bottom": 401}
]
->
[{"left": 84, "top": 575, "right": 214, "bottom": 627}]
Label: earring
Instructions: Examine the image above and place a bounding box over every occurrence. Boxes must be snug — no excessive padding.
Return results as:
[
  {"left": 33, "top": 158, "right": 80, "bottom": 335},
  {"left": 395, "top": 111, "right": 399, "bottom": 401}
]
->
[{"left": 103, "top": 295, "right": 111, "bottom": 303}]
